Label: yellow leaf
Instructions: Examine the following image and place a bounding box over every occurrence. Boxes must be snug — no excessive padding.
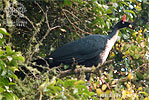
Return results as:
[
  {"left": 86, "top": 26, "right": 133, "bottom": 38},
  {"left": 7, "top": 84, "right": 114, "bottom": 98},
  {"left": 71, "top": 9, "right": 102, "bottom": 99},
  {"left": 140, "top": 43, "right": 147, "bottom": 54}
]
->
[
  {"left": 143, "top": 28, "right": 147, "bottom": 33},
  {"left": 144, "top": 97, "right": 149, "bottom": 100},
  {"left": 135, "top": 3, "right": 142, "bottom": 11},
  {"left": 111, "top": 80, "right": 116, "bottom": 85},
  {"left": 0, "top": 94, "right": 2, "bottom": 100},
  {"left": 138, "top": 29, "right": 142, "bottom": 33},
  {"left": 105, "top": 90, "right": 111, "bottom": 95},
  {"left": 130, "top": 0, "right": 136, "bottom": 3},
  {"left": 139, "top": 92, "right": 148, "bottom": 96},
  {"left": 132, "top": 32, "right": 137, "bottom": 36},
  {"left": 121, "top": 46, "right": 124, "bottom": 51},
  {"left": 138, "top": 87, "right": 142, "bottom": 91},
  {"left": 122, "top": 90, "right": 127, "bottom": 98},
  {"left": 125, "top": 50, "right": 129, "bottom": 55},
  {"left": 111, "top": 52, "right": 115, "bottom": 57},
  {"left": 96, "top": 88, "right": 102, "bottom": 96},
  {"left": 102, "top": 84, "right": 107, "bottom": 91},
  {"left": 116, "top": 43, "right": 119, "bottom": 47},
  {"left": 132, "top": 85, "right": 135, "bottom": 88},
  {"left": 126, "top": 84, "right": 131, "bottom": 90},
  {"left": 128, "top": 73, "right": 133, "bottom": 80},
  {"left": 135, "top": 95, "right": 139, "bottom": 100},
  {"left": 104, "top": 71, "right": 107, "bottom": 75}
]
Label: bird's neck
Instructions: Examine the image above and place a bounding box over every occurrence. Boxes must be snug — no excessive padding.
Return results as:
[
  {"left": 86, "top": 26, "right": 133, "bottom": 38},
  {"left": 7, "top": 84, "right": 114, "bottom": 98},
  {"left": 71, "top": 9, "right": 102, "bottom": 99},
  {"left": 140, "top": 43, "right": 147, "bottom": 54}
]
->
[{"left": 108, "top": 27, "right": 119, "bottom": 39}]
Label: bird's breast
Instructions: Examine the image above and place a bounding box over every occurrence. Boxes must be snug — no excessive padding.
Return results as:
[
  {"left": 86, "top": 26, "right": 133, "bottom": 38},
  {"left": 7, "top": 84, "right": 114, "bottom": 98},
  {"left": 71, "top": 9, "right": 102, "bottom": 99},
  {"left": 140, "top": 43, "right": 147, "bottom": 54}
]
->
[{"left": 99, "top": 33, "right": 118, "bottom": 64}]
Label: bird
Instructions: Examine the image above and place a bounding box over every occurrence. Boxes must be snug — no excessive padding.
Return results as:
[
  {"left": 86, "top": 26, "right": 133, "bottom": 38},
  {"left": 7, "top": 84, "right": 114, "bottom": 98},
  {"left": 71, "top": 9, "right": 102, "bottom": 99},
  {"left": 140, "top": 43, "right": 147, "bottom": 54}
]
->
[
  {"left": 16, "top": 15, "right": 132, "bottom": 79},
  {"left": 36, "top": 15, "right": 132, "bottom": 68}
]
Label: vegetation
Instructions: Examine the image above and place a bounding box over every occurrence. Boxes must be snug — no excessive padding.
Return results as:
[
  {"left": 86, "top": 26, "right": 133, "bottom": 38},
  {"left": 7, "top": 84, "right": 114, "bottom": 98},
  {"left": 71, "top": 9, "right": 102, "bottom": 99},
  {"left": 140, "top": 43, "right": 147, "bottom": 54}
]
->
[
  {"left": 0, "top": 28, "right": 24, "bottom": 99},
  {"left": 0, "top": 0, "right": 148, "bottom": 100}
]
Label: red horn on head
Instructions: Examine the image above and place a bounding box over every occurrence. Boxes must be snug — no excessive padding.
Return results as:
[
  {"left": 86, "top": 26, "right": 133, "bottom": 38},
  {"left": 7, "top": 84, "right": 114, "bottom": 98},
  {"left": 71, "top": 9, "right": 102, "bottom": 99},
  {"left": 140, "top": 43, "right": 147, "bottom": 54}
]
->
[{"left": 123, "top": 14, "right": 126, "bottom": 22}]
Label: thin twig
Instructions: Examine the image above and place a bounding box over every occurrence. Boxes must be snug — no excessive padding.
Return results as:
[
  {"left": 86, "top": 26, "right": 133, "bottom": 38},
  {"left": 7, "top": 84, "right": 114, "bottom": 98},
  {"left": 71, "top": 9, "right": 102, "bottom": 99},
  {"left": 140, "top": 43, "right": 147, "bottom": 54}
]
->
[
  {"left": 62, "top": 9, "right": 91, "bottom": 35},
  {"left": 27, "top": 2, "right": 61, "bottom": 64},
  {"left": 62, "top": 9, "right": 82, "bottom": 22}
]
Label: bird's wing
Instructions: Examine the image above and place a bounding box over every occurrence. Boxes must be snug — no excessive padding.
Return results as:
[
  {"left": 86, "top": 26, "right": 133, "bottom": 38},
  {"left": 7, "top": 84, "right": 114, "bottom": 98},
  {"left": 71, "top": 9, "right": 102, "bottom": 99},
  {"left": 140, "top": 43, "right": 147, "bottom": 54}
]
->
[{"left": 50, "top": 35, "right": 107, "bottom": 63}]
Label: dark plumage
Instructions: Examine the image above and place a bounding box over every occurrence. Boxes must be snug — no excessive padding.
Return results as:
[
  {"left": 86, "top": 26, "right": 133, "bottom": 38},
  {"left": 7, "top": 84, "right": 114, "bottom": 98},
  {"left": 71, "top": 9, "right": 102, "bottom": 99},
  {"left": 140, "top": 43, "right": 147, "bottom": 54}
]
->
[
  {"left": 15, "top": 18, "right": 132, "bottom": 79},
  {"left": 39, "top": 20, "right": 132, "bottom": 67}
]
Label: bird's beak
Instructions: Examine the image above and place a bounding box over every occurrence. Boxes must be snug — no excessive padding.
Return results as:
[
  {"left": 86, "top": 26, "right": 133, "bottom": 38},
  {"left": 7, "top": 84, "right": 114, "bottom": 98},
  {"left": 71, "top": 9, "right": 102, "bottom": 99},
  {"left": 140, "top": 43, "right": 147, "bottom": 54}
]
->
[{"left": 129, "top": 24, "right": 132, "bottom": 28}]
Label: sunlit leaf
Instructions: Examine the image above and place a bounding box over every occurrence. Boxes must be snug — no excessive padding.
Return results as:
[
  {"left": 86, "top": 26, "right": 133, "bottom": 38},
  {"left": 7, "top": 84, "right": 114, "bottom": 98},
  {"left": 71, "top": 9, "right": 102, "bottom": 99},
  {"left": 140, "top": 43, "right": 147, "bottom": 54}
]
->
[
  {"left": 64, "top": 79, "right": 76, "bottom": 88},
  {"left": 96, "top": 88, "right": 102, "bottom": 96},
  {"left": 125, "top": 10, "right": 136, "bottom": 16},
  {"left": 128, "top": 72, "right": 133, "bottom": 80},
  {"left": 6, "top": 46, "right": 13, "bottom": 55},
  {"left": 0, "top": 87, "right": 4, "bottom": 93},
  {"left": 138, "top": 87, "right": 143, "bottom": 91},
  {"left": 106, "top": 9, "right": 112, "bottom": 14},
  {"left": 139, "top": 92, "right": 148, "bottom": 96},
  {"left": 102, "top": 84, "right": 107, "bottom": 91},
  {"left": 120, "top": 1, "right": 129, "bottom": 6},
  {"left": 0, "top": 28, "right": 10, "bottom": 36},
  {"left": 135, "top": 3, "right": 142, "bottom": 11}
]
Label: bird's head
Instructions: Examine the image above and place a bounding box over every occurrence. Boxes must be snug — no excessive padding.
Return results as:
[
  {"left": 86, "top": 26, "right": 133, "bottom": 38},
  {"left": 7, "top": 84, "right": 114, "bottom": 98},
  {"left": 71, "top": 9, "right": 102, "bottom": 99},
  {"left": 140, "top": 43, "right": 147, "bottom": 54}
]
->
[{"left": 115, "top": 15, "right": 132, "bottom": 29}]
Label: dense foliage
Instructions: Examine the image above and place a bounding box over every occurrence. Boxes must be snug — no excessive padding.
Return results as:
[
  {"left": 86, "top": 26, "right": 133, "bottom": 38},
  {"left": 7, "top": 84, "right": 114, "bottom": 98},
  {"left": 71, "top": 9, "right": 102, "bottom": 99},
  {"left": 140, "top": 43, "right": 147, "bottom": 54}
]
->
[
  {"left": 0, "top": 28, "right": 24, "bottom": 99},
  {"left": 0, "top": 0, "right": 148, "bottom": 100}
]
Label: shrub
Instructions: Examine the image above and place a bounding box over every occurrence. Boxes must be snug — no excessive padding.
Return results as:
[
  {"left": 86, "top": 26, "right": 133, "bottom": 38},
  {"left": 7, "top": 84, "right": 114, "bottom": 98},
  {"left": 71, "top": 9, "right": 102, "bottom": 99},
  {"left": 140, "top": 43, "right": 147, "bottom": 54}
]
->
[{"left": 0, "top": 28, "right": 24, "bottom": 100}]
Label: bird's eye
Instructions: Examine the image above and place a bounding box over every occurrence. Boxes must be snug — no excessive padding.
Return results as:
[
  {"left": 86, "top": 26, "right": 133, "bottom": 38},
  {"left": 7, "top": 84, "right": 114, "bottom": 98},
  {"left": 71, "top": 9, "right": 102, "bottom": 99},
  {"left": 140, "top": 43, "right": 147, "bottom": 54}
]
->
[{"left": 49, "top": 58, "right": 53, "bottom": 60}]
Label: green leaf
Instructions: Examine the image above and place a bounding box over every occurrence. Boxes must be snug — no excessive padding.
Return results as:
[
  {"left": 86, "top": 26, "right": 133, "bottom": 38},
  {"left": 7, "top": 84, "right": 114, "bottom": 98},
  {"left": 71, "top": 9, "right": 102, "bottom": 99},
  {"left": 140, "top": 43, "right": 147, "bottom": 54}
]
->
[
  {"left": 9, "top": 82, "right": 16, "bottom": 86},
  {"left": 89, "top": 92, "right": 95, "bottom": 96},
  {"left": 49, "top": 76, "right": 56, "bottom": 85},
  {"left": 0, "top": 33, "right": 3, "bottom": 39},
  {"left": 9, "top": 73, "right": 18, "bottom": 80},
  {"left": 0, "top": 78, "right": 9, "bottom": 86},
  {"left": 0, "top": 87, "right": 4, "bottom": 93},
  {"left": 125, "top": 10, "right": 136, "bottom": 16},
  {"left": 13, "top": 55, "right": 25, "bottom": 63},
  {"left": 64, "top": 79, "right": 76, "bottom": 88},
  {"left": 74, "top": 80, "right": 85, "bottom": 85},
  {"left": 38, "top": 77, "right": 49, "bottom": 92},
  {"left": 57, "top": 79, "right": 64, "bottom": 85},
  {"left": 4, "top": 92, "right": 18, "bottom": 100},
  {"left": 106, "top": 9, "right": 112, "bottom": 14},
  {"left": 130, "top": 0, "right": 137, "bottom": 3},
  {"left": 64, "top": 0, "right": 72, "bottom": 6},
  {"left": 10, "top": 59, "right": 17, "bottom": 66},
  {"left": 6, "top": 46, "right": 13, "bottom": 55},
  {"left": 0, "top": 28, "right": 10, "bottom": 36},
  {"left": 120, "top": 1, "right": 129, "bottom": 6},
  {"left": 0, "top": 59, "right": 6, "bottom": 71}
]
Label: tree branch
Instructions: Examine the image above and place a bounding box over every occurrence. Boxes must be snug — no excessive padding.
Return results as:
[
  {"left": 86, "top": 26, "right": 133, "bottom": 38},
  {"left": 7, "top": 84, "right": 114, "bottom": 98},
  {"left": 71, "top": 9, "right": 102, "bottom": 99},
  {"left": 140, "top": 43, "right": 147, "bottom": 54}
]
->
[{"left": 57, "top": 60, "right": 114, "bottom": 78}]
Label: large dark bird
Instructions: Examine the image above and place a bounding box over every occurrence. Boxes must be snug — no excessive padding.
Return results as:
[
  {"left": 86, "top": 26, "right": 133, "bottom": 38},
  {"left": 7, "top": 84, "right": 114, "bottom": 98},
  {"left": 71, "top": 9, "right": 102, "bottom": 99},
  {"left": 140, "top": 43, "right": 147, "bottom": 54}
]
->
[
  {"left": 16, "top": 16, "right": 132, "bottom": 79},
  {"left": 36, "top": 15, "right": 132, "bottom": 68}
]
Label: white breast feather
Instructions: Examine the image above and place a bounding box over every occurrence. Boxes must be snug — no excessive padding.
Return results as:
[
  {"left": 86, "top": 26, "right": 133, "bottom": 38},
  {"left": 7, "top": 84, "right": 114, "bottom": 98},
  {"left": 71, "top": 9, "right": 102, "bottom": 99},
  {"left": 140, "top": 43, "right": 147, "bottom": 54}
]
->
[{"left": 100, "top": 31, "right": 119, "bottom": 64}]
